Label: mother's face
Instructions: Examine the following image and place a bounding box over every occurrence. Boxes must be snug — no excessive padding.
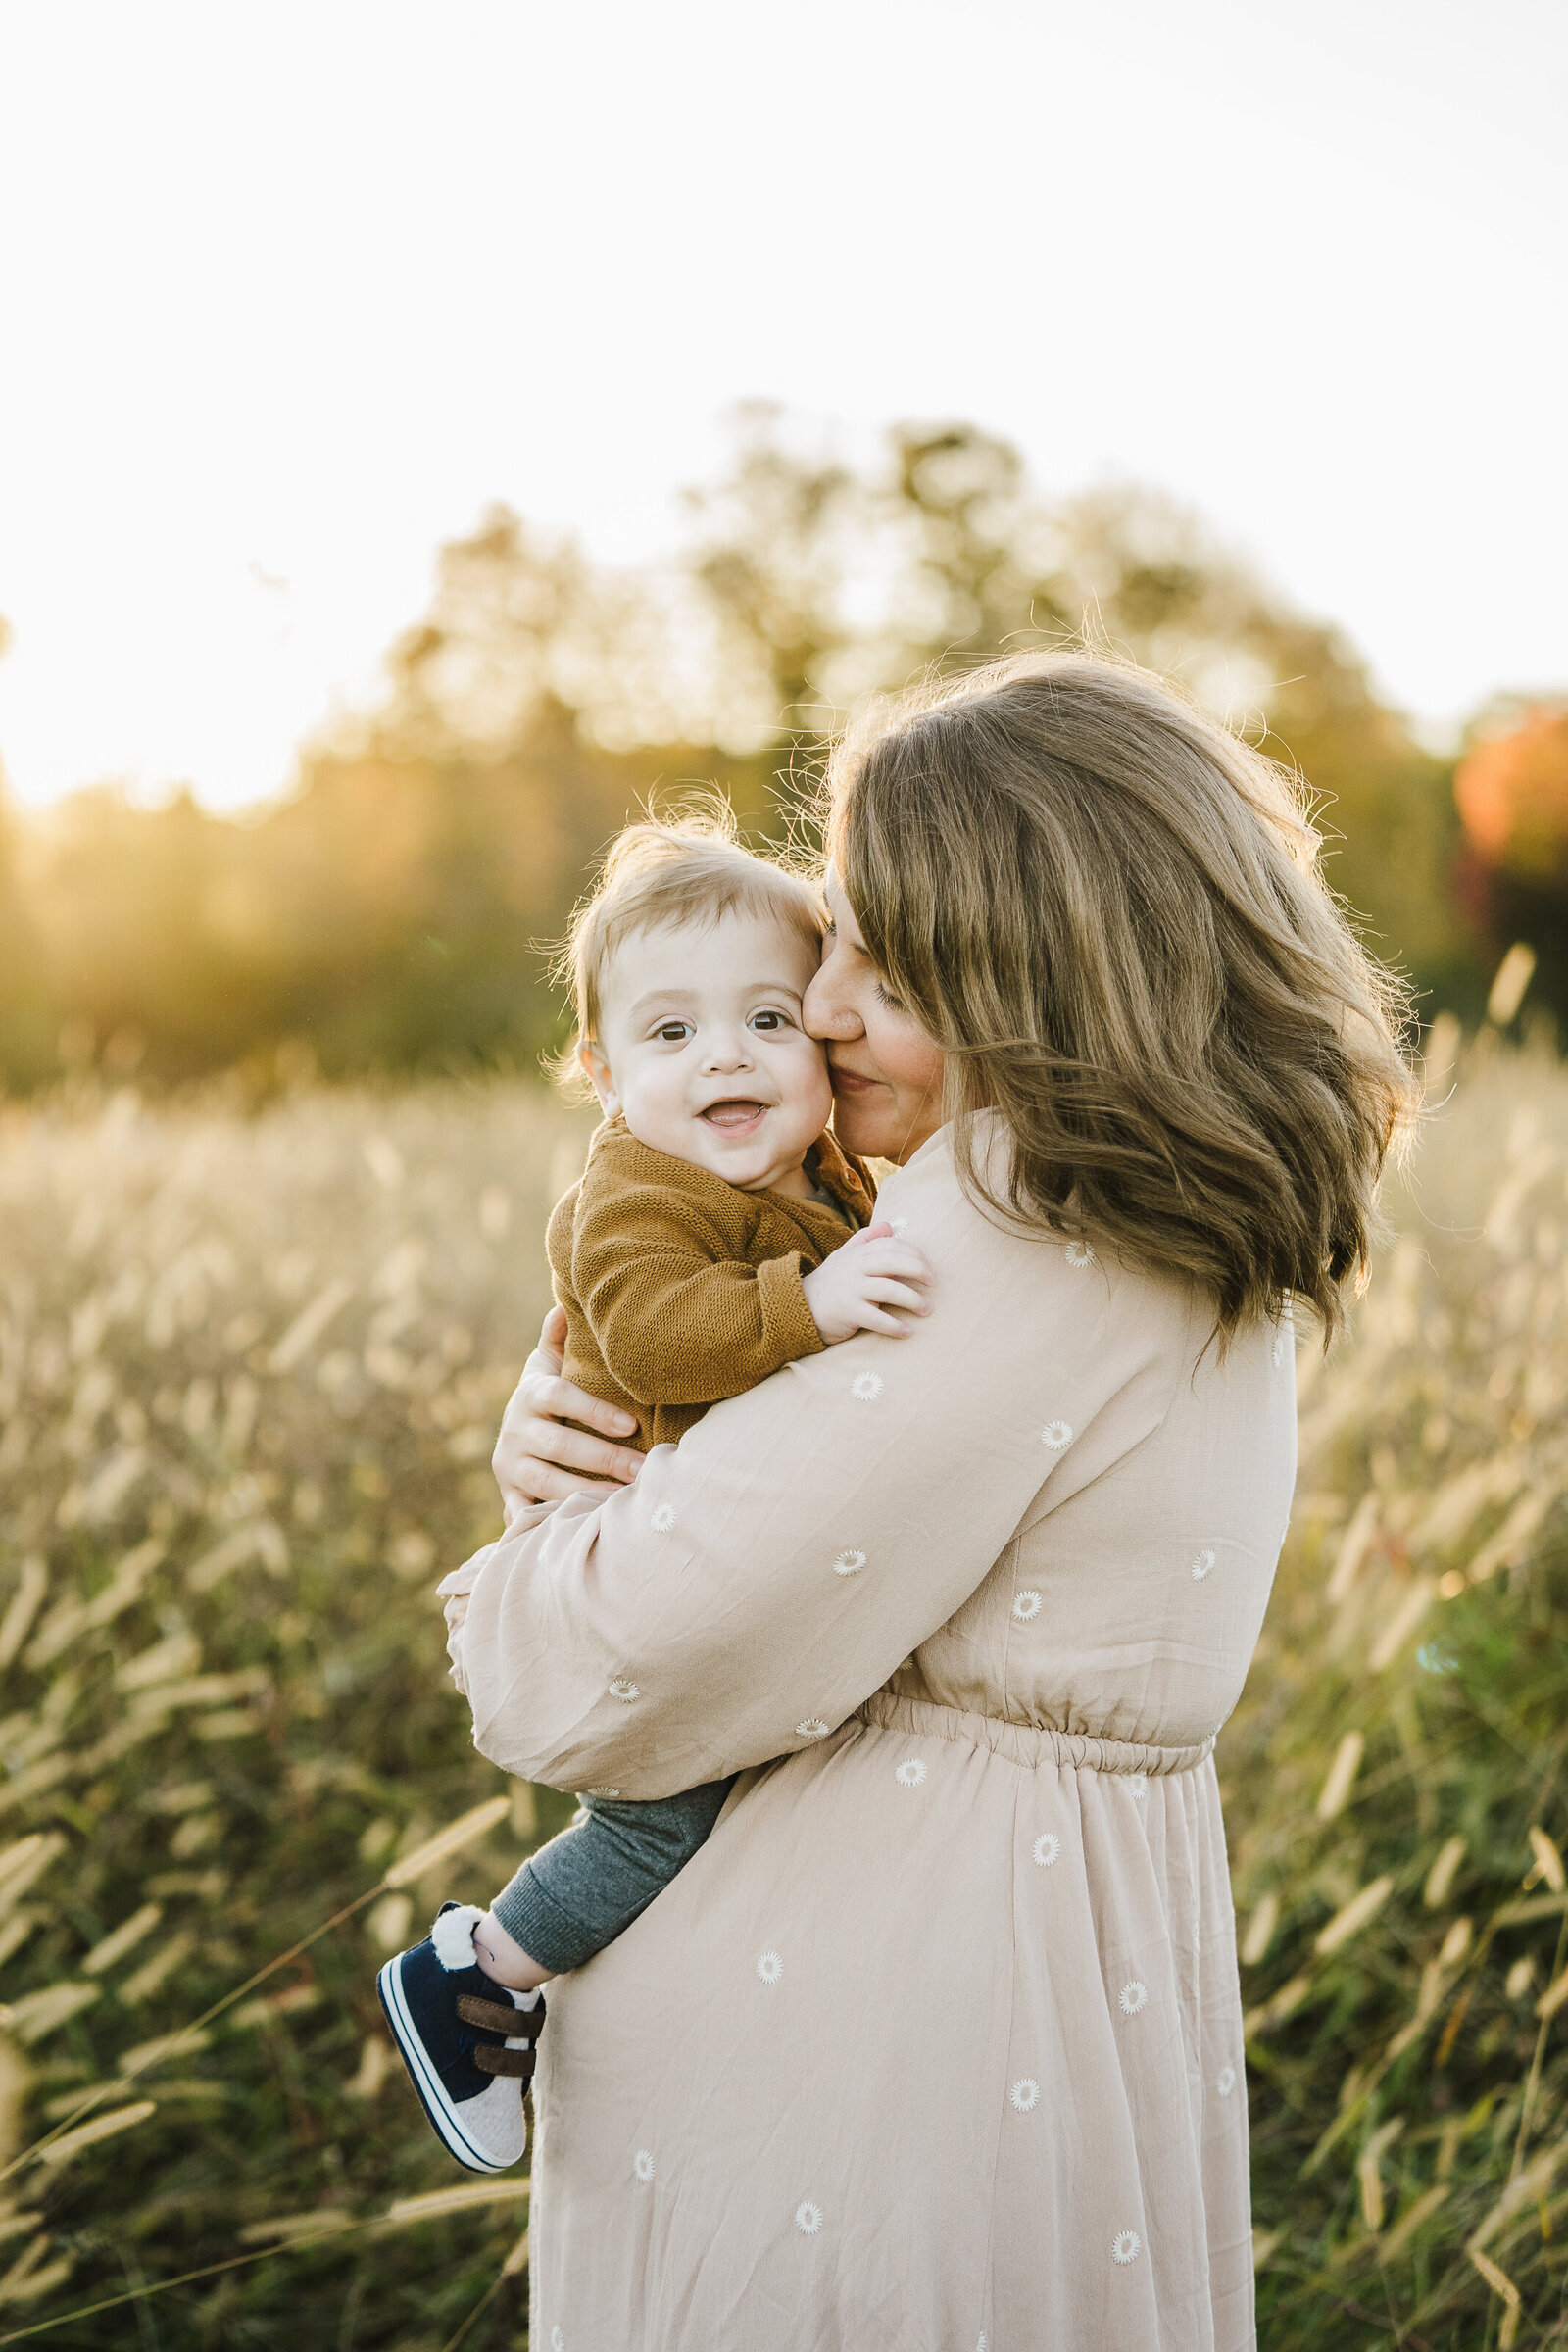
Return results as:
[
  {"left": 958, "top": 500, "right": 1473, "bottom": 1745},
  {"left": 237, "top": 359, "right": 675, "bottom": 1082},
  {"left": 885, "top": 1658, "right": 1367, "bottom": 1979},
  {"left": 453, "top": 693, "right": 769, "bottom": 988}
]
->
[{"left": 803, "top": 870, "right": 947, "bottom": 1165}]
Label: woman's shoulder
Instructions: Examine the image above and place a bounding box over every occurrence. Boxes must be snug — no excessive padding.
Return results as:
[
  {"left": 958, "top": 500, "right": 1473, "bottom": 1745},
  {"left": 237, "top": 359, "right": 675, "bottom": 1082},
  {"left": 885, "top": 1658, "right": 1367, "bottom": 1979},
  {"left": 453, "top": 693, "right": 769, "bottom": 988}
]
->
[{"left": 878, "top": 1116, "right": 1198, "bottom": 1343}]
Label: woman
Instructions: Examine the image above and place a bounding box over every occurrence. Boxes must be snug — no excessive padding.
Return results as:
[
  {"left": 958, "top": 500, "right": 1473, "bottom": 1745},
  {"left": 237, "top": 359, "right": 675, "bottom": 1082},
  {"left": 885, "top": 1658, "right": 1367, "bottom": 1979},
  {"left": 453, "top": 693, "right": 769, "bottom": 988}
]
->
[{"left": 446, "top": 653, "right": 1415, "bottom": 2350}]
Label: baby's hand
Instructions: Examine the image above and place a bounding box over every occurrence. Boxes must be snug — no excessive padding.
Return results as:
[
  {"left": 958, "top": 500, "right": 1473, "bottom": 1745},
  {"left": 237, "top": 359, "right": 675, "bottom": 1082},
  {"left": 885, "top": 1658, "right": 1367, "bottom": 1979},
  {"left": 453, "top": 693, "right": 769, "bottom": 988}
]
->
[{"left": 802, "top": 1220, "right": 934, "bottom": 1346}]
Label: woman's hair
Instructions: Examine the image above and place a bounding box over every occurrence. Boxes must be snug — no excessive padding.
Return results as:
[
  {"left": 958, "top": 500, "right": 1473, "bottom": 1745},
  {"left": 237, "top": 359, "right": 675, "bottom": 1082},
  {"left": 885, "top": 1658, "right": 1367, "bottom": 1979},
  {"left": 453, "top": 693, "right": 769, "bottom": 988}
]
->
[
  {"left": 555, "top": 809, "right": 822, "bottom": 1054},
  {"left": 823, "top": 652, "right": 1419, "bottom": 1343}
]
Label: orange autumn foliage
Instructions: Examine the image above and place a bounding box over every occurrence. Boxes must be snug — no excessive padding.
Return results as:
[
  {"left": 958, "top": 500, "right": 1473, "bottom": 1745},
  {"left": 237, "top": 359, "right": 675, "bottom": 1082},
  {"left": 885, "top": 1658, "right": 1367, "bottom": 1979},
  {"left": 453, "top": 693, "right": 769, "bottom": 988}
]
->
[{"left": 1455, "top": 708, "right": 1568, "bottom": 882}]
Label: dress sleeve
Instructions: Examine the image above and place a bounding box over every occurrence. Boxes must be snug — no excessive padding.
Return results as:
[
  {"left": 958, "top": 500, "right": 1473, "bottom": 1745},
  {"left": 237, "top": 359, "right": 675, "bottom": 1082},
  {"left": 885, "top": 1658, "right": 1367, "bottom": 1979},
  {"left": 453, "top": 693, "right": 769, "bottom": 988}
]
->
[
  {"left": 447, "top": 1138, "right": 1188, "bottom": 1798},
  {"left": 574, "top": 1184, "right": 823, "bottom": 1406}
]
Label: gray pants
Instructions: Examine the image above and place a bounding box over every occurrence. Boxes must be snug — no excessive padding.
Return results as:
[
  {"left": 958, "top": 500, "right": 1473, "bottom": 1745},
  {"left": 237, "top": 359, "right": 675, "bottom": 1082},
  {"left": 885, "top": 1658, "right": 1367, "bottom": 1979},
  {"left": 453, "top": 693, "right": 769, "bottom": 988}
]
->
[{"left": 490, "top": 1778, "right": 735, "bottom": 1975}]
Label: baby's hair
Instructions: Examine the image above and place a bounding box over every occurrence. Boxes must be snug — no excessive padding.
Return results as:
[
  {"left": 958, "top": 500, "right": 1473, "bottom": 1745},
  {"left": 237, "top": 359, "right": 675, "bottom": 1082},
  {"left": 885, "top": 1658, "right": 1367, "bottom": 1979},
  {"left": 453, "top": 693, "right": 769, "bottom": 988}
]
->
[{"left": 553, "top": 808, "right": 824, "bottom": 1079}]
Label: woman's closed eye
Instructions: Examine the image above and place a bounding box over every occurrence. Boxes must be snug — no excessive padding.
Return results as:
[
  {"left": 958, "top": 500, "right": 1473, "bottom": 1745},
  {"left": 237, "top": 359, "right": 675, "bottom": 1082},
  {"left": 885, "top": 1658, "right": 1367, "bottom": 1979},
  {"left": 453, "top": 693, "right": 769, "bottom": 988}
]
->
[{"left": 874, "top": 981, "right": 905, "bottom": 1011}]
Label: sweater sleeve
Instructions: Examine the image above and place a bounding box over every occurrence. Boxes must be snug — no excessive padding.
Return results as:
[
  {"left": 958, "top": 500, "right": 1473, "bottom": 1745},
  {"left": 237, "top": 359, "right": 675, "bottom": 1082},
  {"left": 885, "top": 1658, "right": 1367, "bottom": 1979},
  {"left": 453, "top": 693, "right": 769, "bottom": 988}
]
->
[
  {"left": 445, "top": 1132, "right": 1188, "bottom": 1798},
  {"left": 573, "top": 1182, "right": 823, "bottom": 1407}
]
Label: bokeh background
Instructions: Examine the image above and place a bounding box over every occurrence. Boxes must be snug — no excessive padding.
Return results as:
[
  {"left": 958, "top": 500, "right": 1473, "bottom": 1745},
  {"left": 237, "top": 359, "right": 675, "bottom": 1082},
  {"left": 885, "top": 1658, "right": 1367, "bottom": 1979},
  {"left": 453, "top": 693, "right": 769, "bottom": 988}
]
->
[{"left": 1, "top": 3, "right": 1566, "bottom": 2345}]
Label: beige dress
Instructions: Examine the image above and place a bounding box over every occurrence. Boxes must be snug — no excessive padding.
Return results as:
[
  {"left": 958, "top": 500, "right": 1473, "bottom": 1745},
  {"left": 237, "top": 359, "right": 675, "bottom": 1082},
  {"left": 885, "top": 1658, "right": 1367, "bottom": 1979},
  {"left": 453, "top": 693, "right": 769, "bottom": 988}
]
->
[{"left": 443, "top": 1119, "right": 1296, "bottom": 2352}]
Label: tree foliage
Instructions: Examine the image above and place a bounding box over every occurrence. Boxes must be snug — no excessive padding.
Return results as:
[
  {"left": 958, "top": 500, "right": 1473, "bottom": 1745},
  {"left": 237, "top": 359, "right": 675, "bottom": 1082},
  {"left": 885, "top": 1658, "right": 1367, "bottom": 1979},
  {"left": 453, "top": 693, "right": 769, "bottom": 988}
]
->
[
  {"left": 1454, "top": 705, "right": 1568, "bottom": 1029},
  {"left": 3, "top": 414, "right": 1486, "bottom": 1091}
]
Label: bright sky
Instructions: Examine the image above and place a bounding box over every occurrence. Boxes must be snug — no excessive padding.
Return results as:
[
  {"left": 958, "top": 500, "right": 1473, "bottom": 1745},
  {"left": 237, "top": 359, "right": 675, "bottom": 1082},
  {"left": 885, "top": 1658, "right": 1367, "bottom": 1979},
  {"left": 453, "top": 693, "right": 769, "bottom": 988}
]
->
[{"left": 0, "top": 0, "right": 1563, "bottom": 810}]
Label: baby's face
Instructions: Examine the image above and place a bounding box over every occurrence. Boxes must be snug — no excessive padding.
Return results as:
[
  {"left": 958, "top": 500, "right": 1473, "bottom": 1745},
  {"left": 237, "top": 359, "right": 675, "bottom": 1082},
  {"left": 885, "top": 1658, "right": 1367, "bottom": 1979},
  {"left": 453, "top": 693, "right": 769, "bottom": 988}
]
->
[{"left": 584, "top": 911, "right": 833, "bottom": 1193}]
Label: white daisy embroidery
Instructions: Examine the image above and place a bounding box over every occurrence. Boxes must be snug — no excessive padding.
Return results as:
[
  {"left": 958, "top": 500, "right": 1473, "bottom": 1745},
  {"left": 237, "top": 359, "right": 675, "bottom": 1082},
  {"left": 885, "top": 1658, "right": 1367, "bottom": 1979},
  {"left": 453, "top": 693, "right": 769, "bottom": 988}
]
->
[
  {"left": 1192, "top": 1548, "right": 1217, "bottom": 1581},
  {"left": 832, "top": 1549, "right": 867, "bottom": 1576},
  {"left": 1217, "top": 2064, "right": 1237, "bottom": 2097},
  {"left": 756, "top": 1950, "right": 783, "bottom": 1984},
  {"left": 551, "top": 2332, "right": 564, "bottom": 2352},
  {"left": 1111, "top": 2230, "right": 1142, "bottom": 2266},
  {"left": 1009, "top": 2078, "right": 1040, "bottom": 2112},
  {"left": 1065, "top": 1239, "right": 1096, "bottom": 1268},
  {"left": 851, "top": 1371, "right": 883, "bottom": 1402},
  {"left": 584, "top": 1786, "right": 620, "bottom": 1798},
  {"left": 977, "top": 2337, "right": 989, "bottom": 2352},
  {"left": 1119, "top": 1980, "right": 1149, "bottom": 2015},
  {"left": 1011, "top": 1589, "right": 1043, "bottom": 1622},
  {"left": 895, "top": 1759, "right": 927, "bottom": 1787},
  {"left": 650, "top": 1503, "right": 675, "bottom": 1533},
  {"left": 795, "top": 2200, "right": 823, "bottom": 2235},
  {"left": 1127, "top": 1773, "right": 1149, "bottom": 1802},
  {"left": 608, "top": 1678, "right": 640, "bottom": 1702},
  {"left": 795, "top": 1718, "right": 830, "bottom": 1739},
  {"left": 1041, "top": 1420, "right": 1074, "bottom": 1449},
  {"left": 1032, "top": 1832, "right": 1060, "bottom": 1868},
  {"left": 1273, "top": 1322, "right": 1290, "bottom": 1368},
  {"left": 634, "top": 2149, "right": 655, "bottom": 2182},
  {"left": 889, "top": 1216, "right": 908, "bottom": 1237}
]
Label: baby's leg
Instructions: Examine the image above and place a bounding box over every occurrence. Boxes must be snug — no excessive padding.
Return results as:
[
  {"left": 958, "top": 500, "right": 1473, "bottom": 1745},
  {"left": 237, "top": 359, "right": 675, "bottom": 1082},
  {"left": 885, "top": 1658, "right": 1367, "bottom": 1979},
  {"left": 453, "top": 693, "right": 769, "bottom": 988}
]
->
[
  {"left": 476, "top": 1778, "right": 735, "bottom": 1986},
  {"left": 471, "top": 1906, "right": 549, "bottom": 1991}
]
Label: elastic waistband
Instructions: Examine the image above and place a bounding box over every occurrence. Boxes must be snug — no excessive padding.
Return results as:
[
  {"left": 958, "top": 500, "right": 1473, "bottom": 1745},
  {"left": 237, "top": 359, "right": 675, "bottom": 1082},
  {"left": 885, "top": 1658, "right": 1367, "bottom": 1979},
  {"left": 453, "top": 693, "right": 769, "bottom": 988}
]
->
[{"left": 856, "top": 1690, "right": 1216, "bottom": 1777}]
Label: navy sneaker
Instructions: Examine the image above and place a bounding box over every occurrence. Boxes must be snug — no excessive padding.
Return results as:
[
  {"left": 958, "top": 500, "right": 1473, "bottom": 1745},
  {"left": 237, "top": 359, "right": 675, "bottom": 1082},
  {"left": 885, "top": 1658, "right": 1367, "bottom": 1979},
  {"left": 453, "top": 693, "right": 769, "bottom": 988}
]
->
[{"left": 377, "top": 1901, "right": 545, "bottom": 2173}]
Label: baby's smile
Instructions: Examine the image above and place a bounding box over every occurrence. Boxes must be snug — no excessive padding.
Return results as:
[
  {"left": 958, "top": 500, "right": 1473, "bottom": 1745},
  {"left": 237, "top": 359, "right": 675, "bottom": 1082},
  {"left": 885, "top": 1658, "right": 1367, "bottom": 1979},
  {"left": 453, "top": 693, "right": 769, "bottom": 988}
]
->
[{"left": 699, "top": 1098, "right": 770, "bottom": 1131}]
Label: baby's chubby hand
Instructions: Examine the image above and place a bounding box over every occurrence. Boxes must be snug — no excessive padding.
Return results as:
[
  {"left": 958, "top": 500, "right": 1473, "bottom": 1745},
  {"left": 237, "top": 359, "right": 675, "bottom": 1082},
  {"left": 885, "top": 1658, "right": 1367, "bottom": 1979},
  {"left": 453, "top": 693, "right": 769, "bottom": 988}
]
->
[{"left": 802, "top": 1219, "right": 934, "bottom": 1346}]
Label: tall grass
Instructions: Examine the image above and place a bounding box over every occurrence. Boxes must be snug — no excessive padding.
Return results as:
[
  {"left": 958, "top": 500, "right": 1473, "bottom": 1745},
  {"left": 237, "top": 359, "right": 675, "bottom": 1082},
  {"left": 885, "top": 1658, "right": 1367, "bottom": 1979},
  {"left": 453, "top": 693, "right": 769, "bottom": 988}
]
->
[
  {"left": 1232, "top": 1034, "right": 1568, "bottom": 2350},
  {"left": 0, "top": 1047, "right": 1565, "bottom": 2345},
  {"left": 0, "top": 1081, "right": 593, "bottom": 2347}
]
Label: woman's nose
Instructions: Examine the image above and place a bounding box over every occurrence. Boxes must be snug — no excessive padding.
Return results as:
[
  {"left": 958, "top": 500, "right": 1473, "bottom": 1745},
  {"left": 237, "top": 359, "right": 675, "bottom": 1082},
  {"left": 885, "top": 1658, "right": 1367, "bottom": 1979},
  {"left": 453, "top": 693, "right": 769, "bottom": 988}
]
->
[{"left": 803, "top": 959, "right": 863, "bottom": 1042}]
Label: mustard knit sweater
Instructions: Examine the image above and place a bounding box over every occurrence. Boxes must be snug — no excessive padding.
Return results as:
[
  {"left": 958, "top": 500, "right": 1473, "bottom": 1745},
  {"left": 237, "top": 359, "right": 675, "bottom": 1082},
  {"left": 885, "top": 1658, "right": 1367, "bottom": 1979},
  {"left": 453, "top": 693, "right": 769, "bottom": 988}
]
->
[{"left": 546, "top": 1115, "right": 876, "bottom": 1452}]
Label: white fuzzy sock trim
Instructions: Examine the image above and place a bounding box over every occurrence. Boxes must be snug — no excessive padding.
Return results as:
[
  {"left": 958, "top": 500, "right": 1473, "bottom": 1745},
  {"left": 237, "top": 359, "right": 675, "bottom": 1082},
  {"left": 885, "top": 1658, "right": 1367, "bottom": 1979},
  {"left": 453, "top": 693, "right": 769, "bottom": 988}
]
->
[{"left": 430, "top": 1903, "right": 484, "bottom": 1971}]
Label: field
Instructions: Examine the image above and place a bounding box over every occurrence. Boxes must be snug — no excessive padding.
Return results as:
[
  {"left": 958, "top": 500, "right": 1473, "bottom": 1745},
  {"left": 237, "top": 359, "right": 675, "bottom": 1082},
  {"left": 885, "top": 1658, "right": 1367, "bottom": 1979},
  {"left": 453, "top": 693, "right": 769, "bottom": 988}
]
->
[{"left": 1, "top": 1047, "right": 1568, "bottom": 2348}]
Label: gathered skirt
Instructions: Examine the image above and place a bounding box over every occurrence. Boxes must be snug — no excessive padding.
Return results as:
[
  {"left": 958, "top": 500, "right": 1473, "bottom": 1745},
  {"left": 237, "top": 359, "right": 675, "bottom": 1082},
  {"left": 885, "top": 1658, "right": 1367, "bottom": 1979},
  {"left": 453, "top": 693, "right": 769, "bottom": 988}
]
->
[{"left": 527, "top": 1690, "right": 1254, "bottom": 2352}]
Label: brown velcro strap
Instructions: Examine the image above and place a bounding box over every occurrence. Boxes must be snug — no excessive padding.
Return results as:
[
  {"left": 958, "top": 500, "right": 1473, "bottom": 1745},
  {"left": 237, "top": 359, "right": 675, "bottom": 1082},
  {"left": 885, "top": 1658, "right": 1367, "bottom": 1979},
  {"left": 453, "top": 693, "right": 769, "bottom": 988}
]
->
[
  {"left": 474, "top": 2042, "right": 536, "bottom": 2080},
  {"left": 457, "top": 1994, "right": 545, "bottom": 2039}
]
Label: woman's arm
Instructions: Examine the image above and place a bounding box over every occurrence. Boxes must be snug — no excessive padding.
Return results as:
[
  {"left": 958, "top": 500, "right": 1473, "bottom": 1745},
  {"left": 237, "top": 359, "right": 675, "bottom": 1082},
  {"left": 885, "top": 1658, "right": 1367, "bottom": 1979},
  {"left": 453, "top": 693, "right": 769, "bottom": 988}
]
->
[{"left": 455, "top": 1143, "right": 1186, "bottom": 1797}]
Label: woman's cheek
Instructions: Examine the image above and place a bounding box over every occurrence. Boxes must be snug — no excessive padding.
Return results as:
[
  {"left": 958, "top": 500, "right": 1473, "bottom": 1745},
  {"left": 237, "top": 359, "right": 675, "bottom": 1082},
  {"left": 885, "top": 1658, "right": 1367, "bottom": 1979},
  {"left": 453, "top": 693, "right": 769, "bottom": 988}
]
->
[{"left": 873, "top": 1012, "right": 944, "bottom": 1098}]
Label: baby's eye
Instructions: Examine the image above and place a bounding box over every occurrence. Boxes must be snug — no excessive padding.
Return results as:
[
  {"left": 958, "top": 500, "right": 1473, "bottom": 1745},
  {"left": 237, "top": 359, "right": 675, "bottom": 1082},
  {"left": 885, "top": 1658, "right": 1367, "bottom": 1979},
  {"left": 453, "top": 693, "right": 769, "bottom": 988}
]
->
[
  {"left": 748, "top": 1008, "right": 793, "bottom": 1033},
  {"left": 654, "top": 1021, "right": 693, "bottom": 1044}
]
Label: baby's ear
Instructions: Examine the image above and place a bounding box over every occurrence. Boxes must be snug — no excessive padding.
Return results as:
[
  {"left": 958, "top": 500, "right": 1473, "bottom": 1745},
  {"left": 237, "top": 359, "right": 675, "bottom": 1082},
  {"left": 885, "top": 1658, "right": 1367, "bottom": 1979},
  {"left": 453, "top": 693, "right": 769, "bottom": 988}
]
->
[{"left": 578, "top": 1040, "right": 619, "bottom": 1116}]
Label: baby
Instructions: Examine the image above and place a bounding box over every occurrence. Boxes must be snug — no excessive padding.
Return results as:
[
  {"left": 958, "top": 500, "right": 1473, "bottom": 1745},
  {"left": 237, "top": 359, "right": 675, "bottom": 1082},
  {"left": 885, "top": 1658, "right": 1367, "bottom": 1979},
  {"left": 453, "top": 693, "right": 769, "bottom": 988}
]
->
[{"left": 377, "top": 818, "right": 932, "bottom": 2173}]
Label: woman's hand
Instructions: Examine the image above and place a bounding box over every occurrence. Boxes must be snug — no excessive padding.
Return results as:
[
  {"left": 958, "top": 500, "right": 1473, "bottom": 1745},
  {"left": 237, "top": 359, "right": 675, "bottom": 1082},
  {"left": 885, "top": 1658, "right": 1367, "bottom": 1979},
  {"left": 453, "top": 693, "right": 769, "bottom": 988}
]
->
[{"left": 493, "top": 1306, "right": 644, "bottom": 1518}]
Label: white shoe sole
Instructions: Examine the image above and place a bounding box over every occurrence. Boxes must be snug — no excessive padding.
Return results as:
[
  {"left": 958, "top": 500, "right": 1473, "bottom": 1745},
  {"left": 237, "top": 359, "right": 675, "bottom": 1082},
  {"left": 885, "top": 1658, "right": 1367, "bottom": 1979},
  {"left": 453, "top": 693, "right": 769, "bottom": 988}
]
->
[{"left": 376, "top": 1953, "right": 524, "bottom": 2175}]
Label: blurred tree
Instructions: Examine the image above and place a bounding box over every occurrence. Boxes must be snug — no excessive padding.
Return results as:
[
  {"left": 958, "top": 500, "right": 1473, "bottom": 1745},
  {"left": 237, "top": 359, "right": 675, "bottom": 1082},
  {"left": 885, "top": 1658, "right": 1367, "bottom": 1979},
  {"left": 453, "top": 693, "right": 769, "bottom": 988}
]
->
[
  {"left": 0, "top": 612, "right": 62, "bottom": 1086},
  {"left": 21, "top": 788, "right": 281, "bottom": 1081},
  {"left": 2, "top": 415, "right": 1491, "bottom": 1091},
  {"left": 0, "top": 780, "right": 55, "bottom": 1087},
  {"left": 1454, "top": 703, "right": 1568, "bottom": 1023}
]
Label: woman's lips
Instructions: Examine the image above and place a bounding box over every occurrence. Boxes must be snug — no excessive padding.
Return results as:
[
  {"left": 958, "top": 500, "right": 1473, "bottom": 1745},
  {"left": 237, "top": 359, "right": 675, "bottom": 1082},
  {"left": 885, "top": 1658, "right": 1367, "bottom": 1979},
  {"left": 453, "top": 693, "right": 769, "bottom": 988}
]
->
[{"left": 828, "top": 1064, "right": 879, "bottom": 1096}]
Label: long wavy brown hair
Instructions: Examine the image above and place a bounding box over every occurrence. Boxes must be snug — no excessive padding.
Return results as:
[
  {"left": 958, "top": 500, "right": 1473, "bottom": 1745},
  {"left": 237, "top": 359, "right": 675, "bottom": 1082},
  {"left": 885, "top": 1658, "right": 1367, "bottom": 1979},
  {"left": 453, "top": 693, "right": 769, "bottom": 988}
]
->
[{"left": 823, "top": 652, "right": 1419, "bottom": 1342}]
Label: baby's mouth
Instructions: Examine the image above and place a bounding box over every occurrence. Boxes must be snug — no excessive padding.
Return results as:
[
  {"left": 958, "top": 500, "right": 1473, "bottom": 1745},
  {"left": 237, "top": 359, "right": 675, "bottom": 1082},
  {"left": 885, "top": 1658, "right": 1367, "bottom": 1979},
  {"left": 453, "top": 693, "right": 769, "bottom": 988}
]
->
[{"left": 700, "top": 1099, "right": 767, "bottom": 1130}]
